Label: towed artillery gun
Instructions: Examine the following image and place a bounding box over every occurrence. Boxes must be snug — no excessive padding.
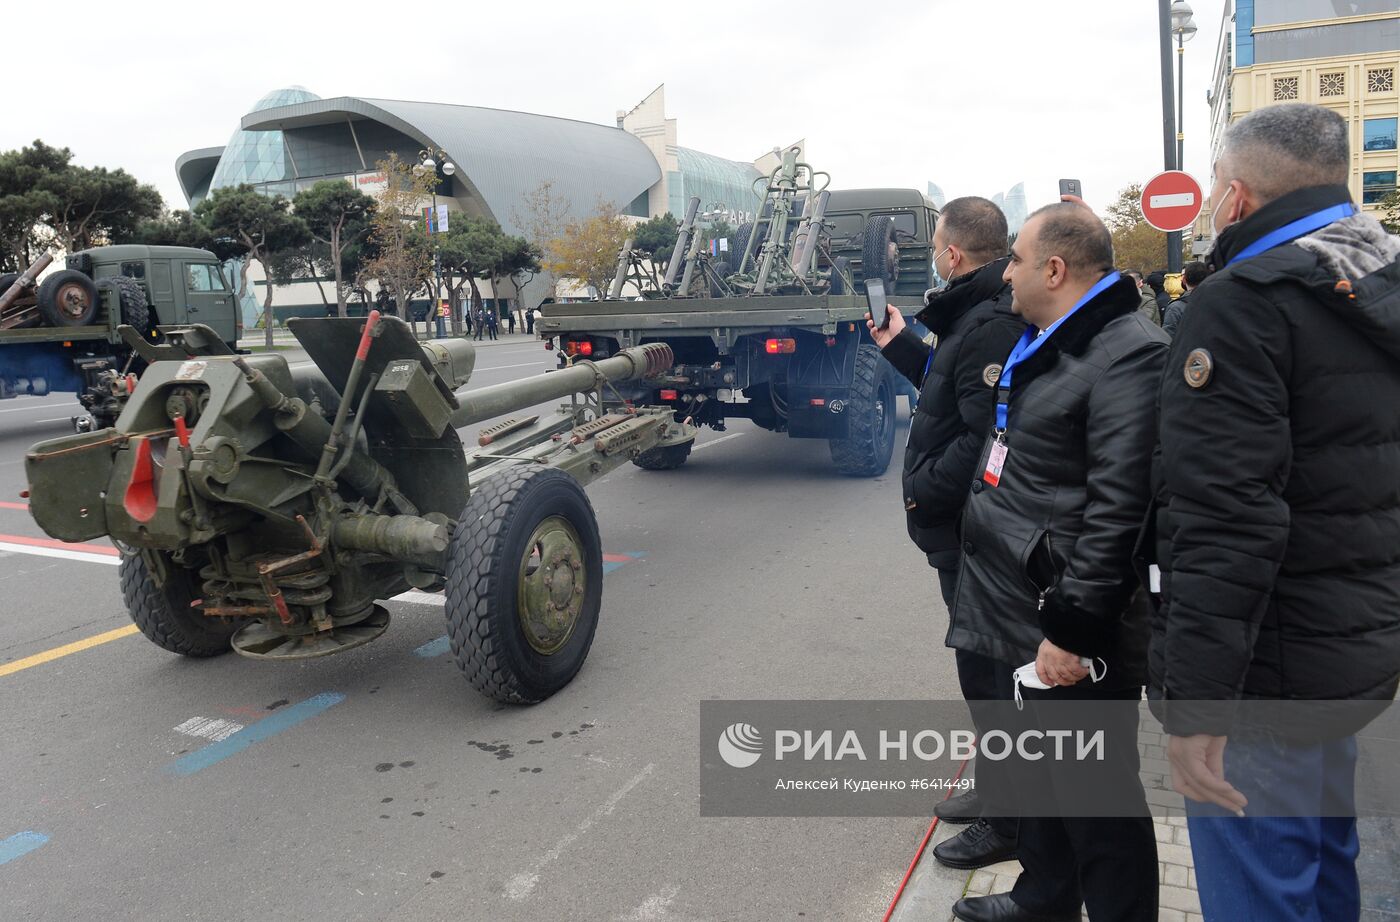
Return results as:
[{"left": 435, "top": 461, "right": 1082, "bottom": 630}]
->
[{"left": 23, "top": 314, "right": 695, "bottom": 703}]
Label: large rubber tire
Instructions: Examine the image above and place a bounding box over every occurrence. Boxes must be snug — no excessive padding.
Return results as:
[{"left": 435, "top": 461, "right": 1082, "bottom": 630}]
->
[
  {"left": 98, "top": 276, "right": 150, "bottom": 330},
  {"left": 732, "top": 223, "right": 757, "bottom": 272},
  {"left": 830, "top": 344, "right": 898, "bottom": 477},
  {"left": 444, "top": 467, "right": 604, "bottom": 704},
  {"left": 119, "top": 552, "right": 237, "bottom": 657},
  {"left": 829, "top": 256, "right": 851, "bottom": 296},
  {"left": 632, "top": 441, "right": 693, "bottom": 471},
  {"left": 708, "top": 259, "right": 730, "bottom": 297},
  {"left": 862, "top": 215, "right": 900, "bottom": 292},
  {"left": 37, "top": 269, "right": 100, "bottom": 327}
]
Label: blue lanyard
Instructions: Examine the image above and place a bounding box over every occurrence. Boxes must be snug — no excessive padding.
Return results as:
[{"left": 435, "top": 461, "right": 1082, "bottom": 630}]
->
[
  {"left": 922, "top": 343, "right": 936, "bottom": 382},
  {"left": 994, "top": 271, "right": 1121, "bottom": 430},
  {"left": 1226, "top": 203, "right": 1354, "bottom": 266}
]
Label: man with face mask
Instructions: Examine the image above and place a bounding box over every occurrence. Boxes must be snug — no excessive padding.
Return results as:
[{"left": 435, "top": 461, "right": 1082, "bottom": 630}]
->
[
  {"left": 1150, "top": 102, "right": 1400, "bottom": 922},
  {"left": 867, "top": 196, "right": 1026, "bottom": 867}
]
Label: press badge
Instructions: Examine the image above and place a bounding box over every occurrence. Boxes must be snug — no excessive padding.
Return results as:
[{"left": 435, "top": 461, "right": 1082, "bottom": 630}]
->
[{"left": 983, "top": 435, "right": 1008, "bottom": 486}]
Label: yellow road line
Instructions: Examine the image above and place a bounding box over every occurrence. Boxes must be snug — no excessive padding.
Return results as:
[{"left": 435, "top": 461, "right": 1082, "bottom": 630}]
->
[{"left": 0, "top": 624, "right": 139, "bottom": 677}]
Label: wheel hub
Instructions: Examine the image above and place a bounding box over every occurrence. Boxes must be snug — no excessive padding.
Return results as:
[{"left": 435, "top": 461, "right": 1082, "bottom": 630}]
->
[
  {"left": 518, "top": 516, "right": 586, "bottom": 655},
  {"left": 57, "top": 283, "right": 91, "bottom": 321}
]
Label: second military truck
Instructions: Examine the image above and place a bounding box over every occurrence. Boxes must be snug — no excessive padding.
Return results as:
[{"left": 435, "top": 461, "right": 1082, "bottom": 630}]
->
[
  {"left": 537, "top": 148, "right": 937, "bottom": 477},
  {"left": 1, "top": 244, "right": 240, "bottom": 428}
]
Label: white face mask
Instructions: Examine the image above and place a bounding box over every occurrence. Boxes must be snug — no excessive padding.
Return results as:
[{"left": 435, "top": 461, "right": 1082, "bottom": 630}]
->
[
  {"left": 1211, "top": 183, "right": 1236, "bottom": 237},
  {"left": 932, "top": 245, "right": 954, "bottom": 287}
]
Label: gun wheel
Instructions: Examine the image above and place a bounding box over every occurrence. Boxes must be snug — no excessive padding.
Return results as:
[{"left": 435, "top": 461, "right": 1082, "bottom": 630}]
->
[
  {"left": 444, "top": 467, "right": 603, "bottom": 704},
  {"left": 120, "top": 552, "right": 238, "bottom": 657}
]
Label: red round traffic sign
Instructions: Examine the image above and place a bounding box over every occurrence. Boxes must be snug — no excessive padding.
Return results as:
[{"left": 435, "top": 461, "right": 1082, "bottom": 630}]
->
[{"left": 1140, "top": 171, "right": 1204, "bottom": 232}]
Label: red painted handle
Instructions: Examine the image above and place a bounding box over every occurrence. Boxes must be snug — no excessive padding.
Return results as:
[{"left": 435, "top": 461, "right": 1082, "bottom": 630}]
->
[{"left": 356, "top": 310, "right": 381, "bottom": 361}]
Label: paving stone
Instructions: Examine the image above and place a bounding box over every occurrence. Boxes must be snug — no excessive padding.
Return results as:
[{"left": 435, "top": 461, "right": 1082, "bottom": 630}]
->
[
  {"left": 1165, "top": 864, "right": 1189, "bottom": 888},
  {"left": 1155, "top": 842, "right": 1196, "bottom": 867},
  {"left": 1160, "top": 884, "right": 1203, "bottom": 913},
  {"left": 1173, "top": 825, "right": 1193, "bottom": 846},
  {"left": 967, "top": 869, "right": 995, "bottom": 895},
  {"left": 1158, "top": 909, "right": 1187, "bottom": 922},
  {"left": 1154, "top": 823, "right": 1174, "bottom": 843}
]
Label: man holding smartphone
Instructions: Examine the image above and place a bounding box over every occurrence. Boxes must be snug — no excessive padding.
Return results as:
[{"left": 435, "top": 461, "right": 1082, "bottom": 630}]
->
[{"left": 867, "top": 196, "right": 1026, "bottom": 869}]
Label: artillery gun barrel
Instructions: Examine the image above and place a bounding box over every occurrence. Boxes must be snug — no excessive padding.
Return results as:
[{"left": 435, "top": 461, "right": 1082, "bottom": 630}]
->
[
  {"left": 0, "top": 252, "right": 54, "bottom": 313},
  {"left": 789, "top": 189, "right": 830, "bottom": 279},
  {"left": 450, "top": 343, "right": 673, "bottom": 429}
]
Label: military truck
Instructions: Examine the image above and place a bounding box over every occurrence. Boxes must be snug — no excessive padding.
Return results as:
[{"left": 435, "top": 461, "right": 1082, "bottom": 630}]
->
[
  {"left": 536, "top": 148, "right": 936, "bottom": 477},
  {"left": 1, "top": 245, "right": 240, "bottom": 427}
]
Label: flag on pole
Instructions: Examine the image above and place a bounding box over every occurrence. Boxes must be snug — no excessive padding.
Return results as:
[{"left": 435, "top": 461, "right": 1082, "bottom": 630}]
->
[
  {"left": 422, "top": 206, "right": 435, "bottom": 233},
  {"left": 437, "top": 204, "right": 450, "bottom": 234}
]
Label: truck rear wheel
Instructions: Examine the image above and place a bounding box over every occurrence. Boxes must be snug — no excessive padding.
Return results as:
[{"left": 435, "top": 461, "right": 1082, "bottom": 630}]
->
[
  {"left": 444, "top": 467, "right": 603, "bottom": 704},
  {"left": 732, "top": 223, "right": 757, "bottom": 273},
  {"left": 862, "top": 215, "right": 900, "bottom": 291},
  {"left": 830, "top": 344, "right": 897, "bottom": 477},
  {"left": 632, "top": 440, "right": 692, "bottom": 471},
  {"left": 37, "top": 269, "right": 100, "bottom": 327},
  {"left": 119, "top": 552, "right": 238, "bottom": 657}
]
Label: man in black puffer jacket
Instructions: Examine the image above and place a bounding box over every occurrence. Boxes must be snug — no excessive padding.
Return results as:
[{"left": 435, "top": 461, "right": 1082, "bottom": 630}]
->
[
  {"left": 869, "top": 196, "right": 1026, "bottom": 866},
  {"left": 1150, "top": 103, "right": 1400, "bottom": 922},
  {"left": 947, "top": 203, "right": 1167, "bottom": 922}
]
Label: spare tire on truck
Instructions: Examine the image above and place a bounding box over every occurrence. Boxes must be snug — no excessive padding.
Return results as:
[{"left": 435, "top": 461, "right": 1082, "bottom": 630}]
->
[
  {"left": 97, "top": 276, "right": 150, "bottom": 331},
  {"left": 37, "top": 269, "right": 100, "bottom": 327},
  {"left": 862, "top": 215, "right": 901, "bottom": 292}
]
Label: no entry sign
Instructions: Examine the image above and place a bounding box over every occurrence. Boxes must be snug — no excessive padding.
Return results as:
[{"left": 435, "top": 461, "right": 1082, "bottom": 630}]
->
[{"left": 1140, "top": 171, "right": 1204, "bottom": 232}]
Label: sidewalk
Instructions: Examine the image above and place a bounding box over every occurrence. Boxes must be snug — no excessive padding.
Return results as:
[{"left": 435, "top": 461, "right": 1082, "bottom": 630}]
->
[{"left": 890, "top": 722, "right": 1398, "bottom": 921}]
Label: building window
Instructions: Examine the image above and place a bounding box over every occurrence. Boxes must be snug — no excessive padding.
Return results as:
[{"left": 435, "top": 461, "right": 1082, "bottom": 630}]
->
[
  {"left": 1369, "top": 68, "right": 1395, "bottom": 94},
  {"left": 1319, "top": 72, "right": 1345, "bottom": 97},
  {"left": 1363, "top": 170, "right": 1397, "bottom": 205},
  {"left": 1273, "top": 76, "right": 1300, "bottom": 100},
  {"left": 1365, "top": 118, "right": 1399, "bottom": 152}
]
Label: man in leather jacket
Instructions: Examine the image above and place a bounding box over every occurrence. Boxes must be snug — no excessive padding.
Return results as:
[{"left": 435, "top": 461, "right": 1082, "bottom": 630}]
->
[{"left": 869, "top": 196, "right": 1026, "bottom": 868}]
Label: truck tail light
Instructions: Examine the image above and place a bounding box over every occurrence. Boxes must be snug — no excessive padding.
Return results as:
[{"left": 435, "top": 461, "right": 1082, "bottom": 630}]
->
[
  {"left": 659, "top": 389, "right": 678, "bottom": 401},
  {"left": 810, "top": 398, "right": 826, "bottom": 407},
  {"left": 565, "top": 340, "right": 594, "bottom": 357},
  {"left": 765, "top": 338, "right": 796, "bottom": 354}
]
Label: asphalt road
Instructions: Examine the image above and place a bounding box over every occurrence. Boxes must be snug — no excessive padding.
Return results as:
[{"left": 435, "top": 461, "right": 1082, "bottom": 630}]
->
[{"left": 0, "top": 339, "right": 958, "bottom": 922}]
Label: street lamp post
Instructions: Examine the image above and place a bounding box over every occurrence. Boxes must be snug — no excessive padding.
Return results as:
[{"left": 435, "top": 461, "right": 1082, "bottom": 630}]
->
[
  {"left": 1167, "top": 0, "right": 1197, "bottom": 274},
  {"left": 418, "top": 149, "right": 456, "bottom": 338}
]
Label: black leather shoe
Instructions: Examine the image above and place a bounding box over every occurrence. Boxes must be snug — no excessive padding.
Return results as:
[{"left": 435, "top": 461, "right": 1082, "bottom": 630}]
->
[
  {"left": 932, "top": 818, "right": 1018, "bottom": 870},
  {"left": 935, "top": 789, "right": 982, "bottom": 824},
  {"left": 951, "top": 892, "right": 1080, "bottom": 922}
]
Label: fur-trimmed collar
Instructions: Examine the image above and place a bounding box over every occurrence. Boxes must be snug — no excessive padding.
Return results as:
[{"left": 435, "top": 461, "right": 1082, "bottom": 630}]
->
[{"left": 1013, "top": 276, "right": 1143, "bottom": 383}]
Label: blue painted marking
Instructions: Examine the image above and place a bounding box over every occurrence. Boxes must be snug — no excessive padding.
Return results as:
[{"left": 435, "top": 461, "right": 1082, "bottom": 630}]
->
[
  {"left": 414, "top": 635, "right": 451, "bottom": 658},
  {"left": 166, "top": 692, "right": 345, "bottom": 776},
  {"left": 0, "top": 831, "right": 48, "bottom": 866}
]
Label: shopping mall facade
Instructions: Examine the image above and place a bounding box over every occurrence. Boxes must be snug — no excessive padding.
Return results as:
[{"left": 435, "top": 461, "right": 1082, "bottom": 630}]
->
[{"left": 177, "top": 85, "right": 794, "bottom": 323}]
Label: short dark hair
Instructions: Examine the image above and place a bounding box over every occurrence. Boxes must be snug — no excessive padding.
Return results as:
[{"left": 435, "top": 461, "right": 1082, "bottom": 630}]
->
[
  {"left": 939, "top": 196, "right": 1009, "bottom": 262},
  {"left": 1218, "top": 104, "right": 1349, "bottom": 203},
  {"left": 1026, "top": 203, "right": 1115, "bottom": 279},
  {"left": 1182, "top": 260, "right": 1210, "bottom": 288}
]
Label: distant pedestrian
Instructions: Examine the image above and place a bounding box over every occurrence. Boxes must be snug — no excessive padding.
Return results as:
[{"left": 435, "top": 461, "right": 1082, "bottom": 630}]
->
[
  {"left": 526, "top": 306, "right": 536, "bottom": 335},
  {"left": 473, "top": 306, "right": 485, "bottom": 341},
  {"left": 486, "top": 306, "right": 498, "bottom": 341},
  {"left": 1160, "top": 260, "right": 1209, "bottom": 338},
  {"left": 1151, "top": 102, "right": 1400, "bottom": 922},
  {"left": 506, "top": 308, "right": 516, "bottom": 335}
]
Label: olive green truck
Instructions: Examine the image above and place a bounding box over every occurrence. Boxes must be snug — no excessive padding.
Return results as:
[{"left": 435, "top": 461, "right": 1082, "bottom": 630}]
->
[
  {"left": 0, "top": 245, "right": 240, "bottom": 428},
  {"left": 538, "top": 155, "right": 938, "bottom": 478}
]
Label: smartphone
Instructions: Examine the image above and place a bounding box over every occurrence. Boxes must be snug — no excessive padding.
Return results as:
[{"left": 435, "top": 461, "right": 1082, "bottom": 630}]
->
[
  {"left": 866, "top": 277, "right": 890, "bottom": 330},
  {"left": 1058, "top": 178, "right": 1083, "bottom": 198}
]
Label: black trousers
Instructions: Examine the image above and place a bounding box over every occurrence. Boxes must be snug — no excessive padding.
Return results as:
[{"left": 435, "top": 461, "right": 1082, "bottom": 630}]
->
[
  {"left": 938, "top": 566, "right": 1017, "bottom": 840},
  {"left": 1009, "top": 682, "right": 1158, "bottom": 922}
]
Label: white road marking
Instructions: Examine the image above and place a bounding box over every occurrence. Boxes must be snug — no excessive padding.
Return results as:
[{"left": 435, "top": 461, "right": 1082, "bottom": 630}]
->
[
  {"left": 173, "top": 716, "right": 244, "bottom": 742},
  {"left": 504, "top": 762, "right": 656, "bottom": 900},
  {"left": 393, "top": 590, "right": 445, "bottom": 606},
  {"left": 625, "top": 888, "right": 680, "bottom": 920},
  {"left": 691, "top": 432, "right": 746, "bottom": 452},
  {"left": 0, "top": 543, "right": 119, "bottom": 566},
  {"left": 0, "top": 402, "right": 74, "bottom": 415}
]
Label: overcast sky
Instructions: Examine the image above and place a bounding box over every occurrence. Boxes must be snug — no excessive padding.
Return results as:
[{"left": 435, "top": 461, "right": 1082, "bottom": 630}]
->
[{"left": 7, "top": 0, "right": 1225, "bottom": 218}]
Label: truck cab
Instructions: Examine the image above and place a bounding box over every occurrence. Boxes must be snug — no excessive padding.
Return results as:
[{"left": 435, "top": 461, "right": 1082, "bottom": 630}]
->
[{"left": 77, "top": 245, "right": 239, "bottom": 345}]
